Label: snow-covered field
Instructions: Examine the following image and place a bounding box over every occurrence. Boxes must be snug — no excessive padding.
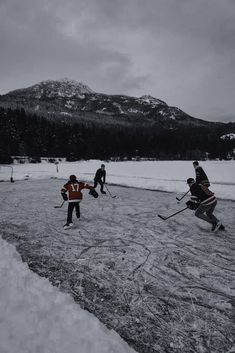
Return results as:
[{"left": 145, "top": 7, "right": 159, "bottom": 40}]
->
[
  {"left": 0, "top": 160, "right": 234, "bottom": 353},
  {"left": 1, "top": 159, "right": 235, "bottom": 199}
]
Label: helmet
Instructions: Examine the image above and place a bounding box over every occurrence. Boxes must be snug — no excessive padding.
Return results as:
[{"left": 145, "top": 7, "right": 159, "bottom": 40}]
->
[
  {"left": 69, "top": 175, "right": 77, "bottom": 182},
  {"left": 101, "top": 164, "right": 105, "bottom": 168}
]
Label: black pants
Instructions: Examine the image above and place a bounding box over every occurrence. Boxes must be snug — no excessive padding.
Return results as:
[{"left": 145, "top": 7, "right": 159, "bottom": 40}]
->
[
  {"left": 195, "top": 200, "right": 218, "bottom": 224},
  {"left": 94, "top": 179, "right": 104, "bottom": 192},
  {"left": 67, "top": 202, "right": 80, "bottom": 223}
]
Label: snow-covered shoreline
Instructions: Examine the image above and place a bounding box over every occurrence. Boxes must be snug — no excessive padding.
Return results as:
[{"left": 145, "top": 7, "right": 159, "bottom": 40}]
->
[{"left": 1, "top": 159, "right": 235, "bottom": 200}]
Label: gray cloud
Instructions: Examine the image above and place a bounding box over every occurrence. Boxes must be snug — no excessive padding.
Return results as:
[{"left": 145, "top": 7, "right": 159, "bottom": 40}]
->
[{"left": 0, "top": 0, "right": 235, "bottom": 122}]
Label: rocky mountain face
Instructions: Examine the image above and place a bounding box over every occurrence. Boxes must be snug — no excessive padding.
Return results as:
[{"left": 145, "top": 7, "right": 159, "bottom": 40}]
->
[{"left": 0, "top": 78, "right": 211, "bottom": 127}]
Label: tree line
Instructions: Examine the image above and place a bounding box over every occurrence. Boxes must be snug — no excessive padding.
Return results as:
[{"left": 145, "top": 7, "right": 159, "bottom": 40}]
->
[{"left": 0, "top": 107, "right": 234, "bottom": 163}]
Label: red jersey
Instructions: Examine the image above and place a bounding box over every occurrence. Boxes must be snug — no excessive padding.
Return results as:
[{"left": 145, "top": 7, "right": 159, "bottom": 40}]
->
[{"left": 61, "top": 181, "right": 93, "bottom": 202}]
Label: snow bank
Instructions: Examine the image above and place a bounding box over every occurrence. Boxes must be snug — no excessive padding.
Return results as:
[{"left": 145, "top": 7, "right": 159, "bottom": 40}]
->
[{"left": 0, "top": 237, "right": 136, "bottom": 353}]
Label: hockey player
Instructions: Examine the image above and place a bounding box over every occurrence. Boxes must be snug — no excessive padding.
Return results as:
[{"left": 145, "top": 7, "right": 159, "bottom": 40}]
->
[
  {"left": 193, "top": 160, "right": 210, "bottom": 186},
  {"left": 186, "top": 178, "right": 224, "bottom": 232},
  {"left": 61, "top": 175, "right": 94, "bottom": 229},
  {"left": 94, "top": 164, "right": 106, "bottom": 194}
]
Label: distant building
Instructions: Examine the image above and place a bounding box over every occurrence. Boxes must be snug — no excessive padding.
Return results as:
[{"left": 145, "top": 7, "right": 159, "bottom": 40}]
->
[{"left": 12, "top": 156, "right": 66, "bottom": 164}]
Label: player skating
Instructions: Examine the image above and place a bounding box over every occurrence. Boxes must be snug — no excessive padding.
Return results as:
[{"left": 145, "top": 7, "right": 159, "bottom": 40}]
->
[
  {"left": 94, "top": 164, "right": 106, "bottom": 194},
  {"left": 61, "top": 175, "right": 94, "bottom": 229},
  {"left": 186, "top": 178, "right": 225, "bottom": 232}
]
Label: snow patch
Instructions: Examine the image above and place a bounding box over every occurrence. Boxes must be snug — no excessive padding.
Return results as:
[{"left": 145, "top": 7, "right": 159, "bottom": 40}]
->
[
  {"left": 128, "top": 108, "right": 139, "bottom": 113},
  {"left": 65, "top": 100, "right": 75, "bottom": 108},
  {"left": 96, "top": 109, "right": 114, "bottom": 115},
  {"left": 60, "top": 112, "right": 72, "bottom": 116},
  {"left": 220, "top": 133, "right": 235, "bottom": 141},
  {"left": 113, "top": 102, "right": 125, "bottom": 114},
  {"left": 138, "top": 95, "right": 166, "bottom": 106}
]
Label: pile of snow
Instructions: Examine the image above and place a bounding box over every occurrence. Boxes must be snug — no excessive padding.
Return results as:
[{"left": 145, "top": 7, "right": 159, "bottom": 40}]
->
[{"left": 0, "top": 237, "right": 136, "bottom": 353}]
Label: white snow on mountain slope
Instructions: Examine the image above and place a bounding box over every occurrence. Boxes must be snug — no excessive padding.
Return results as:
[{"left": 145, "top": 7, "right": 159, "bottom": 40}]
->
[
  {"left": 113, "top": 102, "right": 125, "bottom": 114},
  {"left": 60, "top": 111, "right": 72, "bottom": 116},
  {"left": 65, "top": 100, "right": 75, "bottom": 108},
  {"left": 138, "top": 95, "right": 167, "bottom": 106},
  {"left": 11, "top": 79, "right": 94, "bottom": 99}
]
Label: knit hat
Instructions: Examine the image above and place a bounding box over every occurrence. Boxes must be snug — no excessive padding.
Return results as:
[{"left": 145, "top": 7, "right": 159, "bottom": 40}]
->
[{"left": 69, "top": 175, "right": 77, "bottom": 182}]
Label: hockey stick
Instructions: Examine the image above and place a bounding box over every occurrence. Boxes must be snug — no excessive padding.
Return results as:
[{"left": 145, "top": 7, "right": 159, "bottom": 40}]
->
[
  {"left": 54, "top": 201, "right": 65, "bottom": 208},
  {"left": 176, "top": 190, "right": 190, "bottom": 202},
  {"left": 104, "top": 184, "right": 116, "bottom": 198},
  {"left": 158, "top": 207, "right": 188, "bottom": 221}
]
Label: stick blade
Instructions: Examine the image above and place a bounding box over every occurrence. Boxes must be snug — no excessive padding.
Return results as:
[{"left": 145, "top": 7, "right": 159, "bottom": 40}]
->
[{"left": 158, "top": 214, "right": 166, "bottom": 221}]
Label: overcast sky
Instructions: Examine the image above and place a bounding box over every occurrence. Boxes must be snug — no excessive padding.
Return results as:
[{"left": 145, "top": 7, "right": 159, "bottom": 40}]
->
[{"left": 0, "top": 0, "right": 235, "bottom": 122}]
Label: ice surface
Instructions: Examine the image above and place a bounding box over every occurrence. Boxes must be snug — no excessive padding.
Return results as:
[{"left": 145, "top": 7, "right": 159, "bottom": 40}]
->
[
  {"left": 0, "top": 177, "right": 234, "bottom": 353},
  {"left": 0, "top": 160, "right": 234, "bottom": 353}
]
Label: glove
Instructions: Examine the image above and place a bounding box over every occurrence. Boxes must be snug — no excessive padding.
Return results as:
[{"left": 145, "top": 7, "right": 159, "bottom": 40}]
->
[
  {"left": 61, "top": 193, "right": 68, "bottom": 201},
  {"left": 89, "top": 188, "right": 99, "bottom": 198},
  {"left": 186, "top": 200, "right": 199, "bottom": 210}
]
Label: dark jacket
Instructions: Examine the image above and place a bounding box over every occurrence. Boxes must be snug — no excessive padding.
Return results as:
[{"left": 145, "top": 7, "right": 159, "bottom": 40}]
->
[
  {"left": 94, "top": 168, "right": 106, "bottom": 183},
  {"left": 189, "top": 182, "right": 216, "bottom": 206},
  {"left": 195, "top": 166, "right": 210, "bottom": 186}
]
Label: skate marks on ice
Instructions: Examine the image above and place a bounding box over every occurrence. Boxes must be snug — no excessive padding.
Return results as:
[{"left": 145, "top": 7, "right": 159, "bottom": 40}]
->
[{"left": 0, "top": 179, "right": 235, "bottom": 353}]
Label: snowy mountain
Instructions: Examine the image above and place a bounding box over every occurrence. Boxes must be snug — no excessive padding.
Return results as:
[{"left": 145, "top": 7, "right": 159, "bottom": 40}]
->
[
  {"left": 1, "top": 78, "right": 235, "bottom": 161},
  {"left": 0, "top": 79, "right": 208, "bottom": 127},
  {"left": 10, "top": 78, "right": 93, "bottom": 98}
]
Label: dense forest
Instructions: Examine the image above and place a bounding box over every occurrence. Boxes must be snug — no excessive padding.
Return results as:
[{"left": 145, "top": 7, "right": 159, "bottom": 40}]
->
[{"left": 0, "top": 107, "right": 234, "bottom": 163}]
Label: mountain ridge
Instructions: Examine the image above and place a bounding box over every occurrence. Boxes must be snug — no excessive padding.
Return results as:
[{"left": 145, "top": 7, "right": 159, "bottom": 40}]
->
[{"left": 0, "top": 78, "right": 213, "bottom": 128}]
